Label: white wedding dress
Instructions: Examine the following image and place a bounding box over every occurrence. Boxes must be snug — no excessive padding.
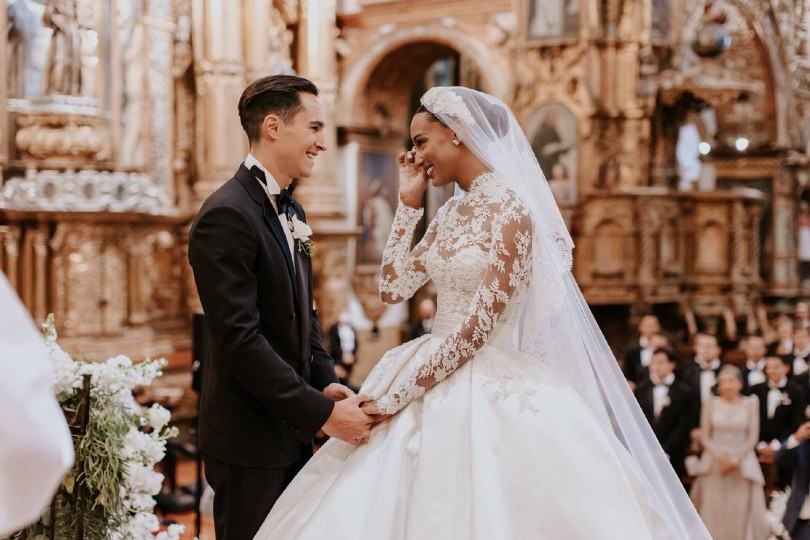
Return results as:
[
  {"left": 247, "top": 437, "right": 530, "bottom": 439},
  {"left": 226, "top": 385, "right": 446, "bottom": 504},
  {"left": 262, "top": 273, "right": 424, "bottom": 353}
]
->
[{"left": 255, "top": 173, "right": 676, "bottom": 539}]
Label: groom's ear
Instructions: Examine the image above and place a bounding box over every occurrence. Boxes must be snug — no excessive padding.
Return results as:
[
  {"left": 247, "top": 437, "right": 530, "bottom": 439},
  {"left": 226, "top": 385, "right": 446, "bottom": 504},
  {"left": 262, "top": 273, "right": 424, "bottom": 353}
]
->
[{"left": 262, "top": 114, "right": 282, "bottom": 141}]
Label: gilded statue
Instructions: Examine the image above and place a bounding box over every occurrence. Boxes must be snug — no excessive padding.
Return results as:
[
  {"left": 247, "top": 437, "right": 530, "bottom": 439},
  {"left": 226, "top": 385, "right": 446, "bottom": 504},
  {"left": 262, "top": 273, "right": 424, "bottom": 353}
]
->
[{"left": 42, "top": 0, "right": 82, "bottom": 96}]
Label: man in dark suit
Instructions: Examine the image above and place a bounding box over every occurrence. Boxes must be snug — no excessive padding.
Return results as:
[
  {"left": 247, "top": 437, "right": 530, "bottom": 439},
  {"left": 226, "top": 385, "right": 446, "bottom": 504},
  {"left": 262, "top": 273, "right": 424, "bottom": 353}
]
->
[
  {"left": 189, "top": 75, "right": 372, "bottom": 539},
  {"left": 623, "top": 314, "right": 661, "bottom": 385},
  {"left": 751, "top": 356, "right": 806, "bottom": 489},
  {"left": 740, "top": 335, "right": 767, "bottom": 393},
  {"left": 768, "top": 317, "right": 796, "bottom": 356},
  {"left": 677, "top": 333, "right": 723, "bottom": 434},
  {"left": 775, "top": 421, "right": 810, "bottom": 539},
  {"left": 790, "top": 326, "right": 810, "bottom": 378},
  {"left": 327, "top": 311, "right": 358, "bottom": 390},
  {"left": 634, "top": 348, "right": 692, "bottom": 478},
  {"left": 411, "top": 297, "right": 436, "bottom": 339}
]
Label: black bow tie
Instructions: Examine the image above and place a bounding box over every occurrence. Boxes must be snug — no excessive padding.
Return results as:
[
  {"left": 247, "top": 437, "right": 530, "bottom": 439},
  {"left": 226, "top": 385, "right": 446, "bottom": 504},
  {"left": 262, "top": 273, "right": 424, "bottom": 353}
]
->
[{"left": 250, "top": 165, "right": 295, "bottom": 215}]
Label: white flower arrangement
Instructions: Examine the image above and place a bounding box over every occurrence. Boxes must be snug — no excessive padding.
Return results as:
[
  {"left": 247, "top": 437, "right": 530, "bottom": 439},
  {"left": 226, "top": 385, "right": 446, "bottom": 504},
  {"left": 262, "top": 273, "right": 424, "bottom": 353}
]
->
[
  {"left": 10, "top": 315, "right": 183, "bottom": 540},
  {"left": 289, "top": 214, "right": 314, "bottom": 256},
  {"left": 781, "top": 392, "right": 793, "bottom": 407},
  {"left": 766, "top": 488, "right": 790, "bottom": 540}
]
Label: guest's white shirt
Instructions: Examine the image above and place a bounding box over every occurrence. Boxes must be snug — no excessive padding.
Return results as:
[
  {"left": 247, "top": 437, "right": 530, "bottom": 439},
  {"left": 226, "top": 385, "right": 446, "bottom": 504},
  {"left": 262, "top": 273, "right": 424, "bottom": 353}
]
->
[
  {"left": 652, "top": 373, "right": 675, "bottom": 419},
  {"left": 794, "top": 347, "right": 810, "bottom": 376},
  {"left": 767, "top": 377, "right": 789, "bottom": 419},
  {"left": 337, "top": 323, "right": 355, "bottom": 353},
  {"left": 746, "top": 358, "right": 767, "bottom": 386},
  {"left": 245, "top": 154, "right": 295, "bottom": 258},
  {"left": 695, "top": 357, "right": 720, "bottom": 403}
]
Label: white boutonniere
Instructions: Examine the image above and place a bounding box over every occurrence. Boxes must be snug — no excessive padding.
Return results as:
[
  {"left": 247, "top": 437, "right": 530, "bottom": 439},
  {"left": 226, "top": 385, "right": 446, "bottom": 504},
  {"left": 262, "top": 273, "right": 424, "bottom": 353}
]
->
[
  {"left": 660, "top": 395, "right": 671, "bottom": 409},
  {"left": 288, "top": 214, "right": 314, "bottom": 257},
  {"left": 781, "top": 392, "right": 792, "bottom": 407}
]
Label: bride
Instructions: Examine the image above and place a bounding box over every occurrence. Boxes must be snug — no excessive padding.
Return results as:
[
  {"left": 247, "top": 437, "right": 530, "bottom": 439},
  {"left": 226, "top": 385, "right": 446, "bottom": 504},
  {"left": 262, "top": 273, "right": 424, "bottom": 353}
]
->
[{"left": 254, "top": 87, "right": 710, "bottom": 539}]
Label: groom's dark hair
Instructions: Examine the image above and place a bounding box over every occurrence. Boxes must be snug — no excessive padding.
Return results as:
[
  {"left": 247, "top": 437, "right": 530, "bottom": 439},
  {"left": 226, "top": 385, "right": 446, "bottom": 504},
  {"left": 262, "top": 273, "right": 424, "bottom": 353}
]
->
[{"left": 238, "top": 75, "right": 319, "bottom": 143}]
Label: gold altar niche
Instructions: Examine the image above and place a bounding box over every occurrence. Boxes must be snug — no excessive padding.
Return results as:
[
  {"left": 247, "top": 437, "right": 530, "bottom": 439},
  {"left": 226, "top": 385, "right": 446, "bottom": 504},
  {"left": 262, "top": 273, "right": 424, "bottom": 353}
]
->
[
  {"left": 0, "top": 0, "right": 356, "bottom": 360},
  {"left": 337, "top": 0, "right": 810, "bottom": 350}
]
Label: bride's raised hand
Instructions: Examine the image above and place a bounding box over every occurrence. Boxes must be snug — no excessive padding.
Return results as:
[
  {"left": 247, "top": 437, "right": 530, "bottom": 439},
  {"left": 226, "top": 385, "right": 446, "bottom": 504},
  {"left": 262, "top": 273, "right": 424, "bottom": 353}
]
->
[{"left": 398, "top": 147, "right": 428, "bottom": 209}]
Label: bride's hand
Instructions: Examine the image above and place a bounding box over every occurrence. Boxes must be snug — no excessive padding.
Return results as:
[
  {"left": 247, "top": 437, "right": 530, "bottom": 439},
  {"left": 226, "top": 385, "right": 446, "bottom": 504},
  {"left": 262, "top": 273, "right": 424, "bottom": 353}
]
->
[
  {"left": 398, "top": 147, "right": 428, "bottom": 209},
  {"left": 360, "top": 400, "right": 391, "bottom": 426}
]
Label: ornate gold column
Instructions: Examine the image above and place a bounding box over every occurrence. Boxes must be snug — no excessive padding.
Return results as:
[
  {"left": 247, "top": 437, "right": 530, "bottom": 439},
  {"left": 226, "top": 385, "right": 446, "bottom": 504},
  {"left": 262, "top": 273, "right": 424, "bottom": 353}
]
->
[
  {"left": 191, "top": 0, "right": 248, "bottom": 202},
  {"left": 294, "top": 0, "right": 344, "bottom": 218},
  {"left": 293, "top": 0, "right": 355, "bottom": 330}
]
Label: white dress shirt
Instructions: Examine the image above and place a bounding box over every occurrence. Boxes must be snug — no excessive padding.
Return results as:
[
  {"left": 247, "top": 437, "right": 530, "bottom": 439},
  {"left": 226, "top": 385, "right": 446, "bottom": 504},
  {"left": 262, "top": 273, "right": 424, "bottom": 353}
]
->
[
  {"left": 767, "top": 377, "right": 789, "bottom": 419},
  {"left": 245, "top": 154, "right": 295, "bottom": 258},
  {"left": 794, "top": 347, "right": 810, "bottom": 376},
  {"left": 337, "top": 323, "right": 356, "bottom": 353},
  {"left": 746, "top": 358, "right": 767, "bottom": 387},
  {"left": 652, "top": 373, "right": 675, "bottom": 420},
  {"left": 695, "top": 357, "right": 720, "bottom": 403}
]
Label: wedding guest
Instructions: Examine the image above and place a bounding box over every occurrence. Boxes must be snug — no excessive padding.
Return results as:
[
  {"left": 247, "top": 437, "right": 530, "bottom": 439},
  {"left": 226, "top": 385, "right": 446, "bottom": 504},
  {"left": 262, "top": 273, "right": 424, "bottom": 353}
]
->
[
  {"left": 796, "top": 301, "right": 810, "bottom": 330},
  {"left": 791, "top": 327, "right": 810, "bottom": 377},
  {"left": 623, "top": 315, "right": 662, "bottom": 385},
  {"left": 750, "top": 357, "right": 805, "bottom": 464},
  {"left": 328, "top": 312, "right": 358, "bottom": 390},
  {"left": 775, "top": 420, "right": 810, "bottom": 540},
  {"left": 769, "top": 317, "right": 796, "bottom": 356},
  {"left": 741, "top": 335, "right": 768, "bottom": 393},
  {"left": 634, "top": 348, "right": 692, "bottom": 478},
  {"left": 689, "top": 366, "right": 769, "bottom": 540},
  {"left": 678, "top": 333, "right": 723, "bottom": 432},
  {"left": 411, "top": 297, "right": 436, "bottom": 339}
]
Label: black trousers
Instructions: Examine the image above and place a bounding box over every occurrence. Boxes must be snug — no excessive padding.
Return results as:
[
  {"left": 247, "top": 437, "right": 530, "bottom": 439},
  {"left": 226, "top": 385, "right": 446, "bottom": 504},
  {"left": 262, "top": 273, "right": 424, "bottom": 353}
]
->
[
  {"left": 794, "top": 519, "right": 810, "bottom": 540},
  {"left": 204, "top": 453, "right": 307, "bottom": 540}
]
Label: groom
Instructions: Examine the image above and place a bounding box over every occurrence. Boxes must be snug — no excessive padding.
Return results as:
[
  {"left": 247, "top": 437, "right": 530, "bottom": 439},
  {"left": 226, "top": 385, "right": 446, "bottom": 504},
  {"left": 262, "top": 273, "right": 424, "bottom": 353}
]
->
[{"left": 189, "top": 75, "right": 372, "bottom": 539}]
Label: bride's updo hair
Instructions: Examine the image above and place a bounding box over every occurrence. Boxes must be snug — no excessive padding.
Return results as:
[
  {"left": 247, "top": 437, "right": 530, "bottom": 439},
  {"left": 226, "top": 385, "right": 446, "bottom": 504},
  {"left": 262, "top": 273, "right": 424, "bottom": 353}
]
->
[{"left": 415, "top": 89, "right": 510, "bottom": 142}]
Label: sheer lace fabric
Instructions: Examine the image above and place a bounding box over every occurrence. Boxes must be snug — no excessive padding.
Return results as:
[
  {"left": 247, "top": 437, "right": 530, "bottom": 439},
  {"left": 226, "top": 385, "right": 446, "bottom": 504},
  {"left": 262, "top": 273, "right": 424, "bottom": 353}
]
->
[{"left": 377, "top": 172, "right": 531, "bottom": 414}]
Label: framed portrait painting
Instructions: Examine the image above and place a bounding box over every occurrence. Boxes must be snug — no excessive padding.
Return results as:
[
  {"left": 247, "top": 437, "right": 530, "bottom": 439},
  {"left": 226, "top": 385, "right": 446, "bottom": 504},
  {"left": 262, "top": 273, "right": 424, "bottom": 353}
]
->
[
  {"left": 358, "top": 148, "right": 399, "bottom": 266},
  {"left": 525, "top": 103, "right": 579, "bottom": 205},
  {"left": 527, "top": 0, "right": 579, "bottom": 41}
]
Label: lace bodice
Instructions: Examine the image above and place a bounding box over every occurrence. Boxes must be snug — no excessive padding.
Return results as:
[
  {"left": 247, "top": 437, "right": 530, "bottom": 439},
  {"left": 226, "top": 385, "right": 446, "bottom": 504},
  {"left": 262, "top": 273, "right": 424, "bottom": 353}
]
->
[{"left": 377, "top": 172, "right": 532, "bottom": 414}]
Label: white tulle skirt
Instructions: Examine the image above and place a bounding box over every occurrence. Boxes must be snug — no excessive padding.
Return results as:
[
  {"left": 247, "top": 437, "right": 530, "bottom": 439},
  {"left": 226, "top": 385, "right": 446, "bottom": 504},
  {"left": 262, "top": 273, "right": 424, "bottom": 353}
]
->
[{"left": 254, "top": 315, "right": 674, "bottom": 539}]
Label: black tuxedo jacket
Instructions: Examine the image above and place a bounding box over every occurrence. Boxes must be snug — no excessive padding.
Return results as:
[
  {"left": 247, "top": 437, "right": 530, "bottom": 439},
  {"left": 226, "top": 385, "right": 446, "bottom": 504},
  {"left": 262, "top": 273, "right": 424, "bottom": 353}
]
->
[
  {"left": 750, "top": 380, "right": 806, "bottom": 444},
  {"left": 623, "top": 344, "right": 648, "bottom": 384},
  {"left": 189, "top": 164, "right": 338, "bottom": 468},
  {"left": 675, "top": 360, "right": 722, "bottom": 430},
  {"left": 795, "top": 371, "right": 810, "bottom": 403},
  {"left": 634, "top": 379, "right": 692, "bottom": 477}
]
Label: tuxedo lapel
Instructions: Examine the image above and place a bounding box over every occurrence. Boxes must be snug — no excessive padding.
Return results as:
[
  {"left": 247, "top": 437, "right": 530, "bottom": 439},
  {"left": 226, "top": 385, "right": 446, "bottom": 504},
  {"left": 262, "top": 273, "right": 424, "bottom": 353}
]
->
[
  {"left": 235, "top": 165, "right": 299, "bottom": 306},
  {"left": 294, "top": 244, "right": 312, "bottom": 379}
]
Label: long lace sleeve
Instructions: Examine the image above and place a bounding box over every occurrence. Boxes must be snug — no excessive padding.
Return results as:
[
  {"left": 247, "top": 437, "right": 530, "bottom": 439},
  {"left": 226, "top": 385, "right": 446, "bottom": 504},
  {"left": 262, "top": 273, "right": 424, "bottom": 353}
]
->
[
  {"left": 379, "top": 198, "right": 439, "bottom": 304},
  {"left": 376, "top": 196, "right": 532, "bottom": 414}
]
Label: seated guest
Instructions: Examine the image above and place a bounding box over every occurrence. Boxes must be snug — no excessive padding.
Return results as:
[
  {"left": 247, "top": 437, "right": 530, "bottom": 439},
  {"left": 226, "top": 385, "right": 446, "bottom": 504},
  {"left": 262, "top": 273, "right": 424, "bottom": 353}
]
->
[
  {"left": 327, "top": 312, "right": 358, "bottom": 390},
  {"left": 750, "top": 357, "right": 806, "bottom": 461},
  {"left": 791, "top": 327, "right": 810, "bottom": 377},
  {"left": 677, "top": 333, "right": 723, "bottom": 432},
  {"left": 634, "top": 348, "right": 692, "bottom": 478},
  {"left": 775, "top": 421, "right": 810, "bottom": 540},
  {"left": 769, "top": 317, "right": 796, "bottom": 356},
  {"left": 411, "top": 297, "right": 436, "bottom": 339},
  {"left": 741, "top": 335, "right": 768, "bottom": 393},
  {"left": 689, "top": 366, "right": 769, "bottom": 540},
  {"left": 623, "top": 314, "right": 661, "bottom": 385},
  {"left": 797, "top": 301, "right": 810, "bottom": 330}
]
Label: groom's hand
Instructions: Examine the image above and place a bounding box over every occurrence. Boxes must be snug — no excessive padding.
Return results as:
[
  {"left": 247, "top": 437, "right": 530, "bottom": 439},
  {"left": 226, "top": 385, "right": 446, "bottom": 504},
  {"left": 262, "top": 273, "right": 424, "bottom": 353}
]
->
[
  {"left": 323, "top": 383, "right": 354, "bottom": 401},
  {"left": 322, "top": 394, "right": 373, "bottom": 445}
]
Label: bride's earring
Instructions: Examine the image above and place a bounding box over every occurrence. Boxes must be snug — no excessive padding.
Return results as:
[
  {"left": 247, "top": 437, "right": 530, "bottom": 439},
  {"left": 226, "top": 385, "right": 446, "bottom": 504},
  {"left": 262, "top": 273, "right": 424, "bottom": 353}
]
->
[{"left": 452, "top": 139, "right": 460, "bottom": 146}]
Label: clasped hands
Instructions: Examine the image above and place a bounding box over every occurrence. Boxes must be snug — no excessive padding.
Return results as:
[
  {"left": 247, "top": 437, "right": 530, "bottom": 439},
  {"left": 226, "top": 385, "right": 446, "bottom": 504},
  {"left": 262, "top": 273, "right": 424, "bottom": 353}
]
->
[{"left": 322, "top": 383, "right": 390, "bottom": 446}]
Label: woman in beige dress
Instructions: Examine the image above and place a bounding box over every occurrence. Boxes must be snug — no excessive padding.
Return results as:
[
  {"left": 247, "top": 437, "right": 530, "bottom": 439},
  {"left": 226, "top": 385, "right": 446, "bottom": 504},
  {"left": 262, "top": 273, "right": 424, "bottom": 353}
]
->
[{"left": 690, "top": 365, "right": 770, "bottom": 540}]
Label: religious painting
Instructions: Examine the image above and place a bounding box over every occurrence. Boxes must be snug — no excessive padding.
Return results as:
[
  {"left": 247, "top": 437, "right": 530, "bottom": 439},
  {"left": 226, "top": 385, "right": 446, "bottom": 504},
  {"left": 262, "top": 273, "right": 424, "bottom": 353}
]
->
[
  {"left": 525, "top": 103, "right": 579, "bottom": 204},
  {"left": 527, "top": 0, "right": 579, "bottom": 41},
  {"left": 651, "top": 0, "right": 671, "bottom": 43},
  {"left": 358, "top": 149, "right": 399, "bottom": 265}
]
